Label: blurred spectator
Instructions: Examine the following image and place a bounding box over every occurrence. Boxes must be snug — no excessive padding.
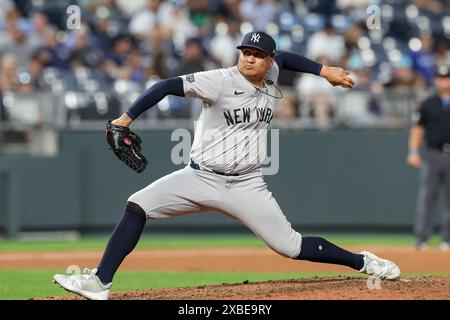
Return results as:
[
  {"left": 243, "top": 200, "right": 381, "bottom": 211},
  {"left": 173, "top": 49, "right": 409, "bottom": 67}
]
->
[
  {"left": 91, "top": 17, "right": 115, "bottom": 53},
  {"left": 239, "top": 0, "right": 275, "bottom": 30},
  {"left": 337, "top": 54, "right": 382, "bottom": 126},
  {"left": 27, "top": 0, "right": 73, "bottom": 30},
  {"left": 413, "top": 0, "right": 445, "bottom": 15},
  {"left": 141, "top": 27, "right": 170, "bottom": 77},
  {"left": 0, "top": 20, "right": 37, "bottom": 67},
  {"left": 381, "top": 55, "right": 420, "bottom": 121},
  {"left": 78, "top": 0, "right": 126, "bottom": 16},
  {"left": 307, "top": 0, "right": 338, "bottom": 17},
  {"left": 0, "top": 0, "right": 15, "bottom": 26},
  {"left": 105, "top": 34, "right": 134, "bottom": 67},
  {"left": 0, "top": 53, "right": 43, "bottom": 143},
  {"left": 28, "top": 11, "right": 56, "bottom": 49},
  {"left": 27, "top": 52, "right": 45, "bottom": 89},
  {"left": 115, "top": 0, "right": 148, "bottom": 17},
  {"left": 113, "top": 47, "right": 148, "bottom": 102},
  {"left": 188, "top": 0, "right": 213, "bottom": 35},
  {"left": 172, "top": 37, "right": 207, "bottom": 76},
  {"left": 35, "top": 29, "right": 70, "bottom": 70},
  {"left": 162, "top": 3, "right": 199, "bottom": 53},
  {"left": 169, "top": 37, "right": 208, "bottom": 118},
  {"left": 343, "top": 23, "right": 365, "bottom": 52},
  {"left": 112, "top": 47, "right": 148, "bottom": 115},
  {"left": 119, "top": 48, "right": 147, "bottom": 84},
  {"left": 296, "top": 56, "right": 343, "bottom": 127},
  {"left": 387, "top": 55, "right": 418, "bottom": 94},
  {"left": 0, "top": 0, "right": 447, "bottom": 125},
  {"left": 306, "top": 21, "right": 345, "bottom": 65},
  {"left": 0, "top": 54, "right": 20, "bottom": 91},
  {"left": 410, "top": 35, "right": 436, "bottom": 87},
  {"left": 436, "top": 41, "right": 450, "bottom": 67},
  {"left": 347, "top": 54, "right": 382, "bottom": 116},
  {"left": 128, "top": 0, "right": 173, "bottom": 39},
  {"left": 68, "top": 30, "right": 104, "bottom": 70},
  {"left": 0, "top": 2, "right": 22, "bottom": 28},
  {"left": 337, "top": 0, "right": 374, "bottom": 23},
  {"left": 1, "top": 52, "right": 46, "bottom": 92},
  {"left": 209, "top": 19, "right": 241, "bottom": 67},
  {"left": 210, "top": 0, "right": 242, "bottom": 21},
  {"left": 337, "top": 0, "right": 375, "bottom": 10},
  {"left": 273, "top": 87, "right": 298, "bottom": 119}
]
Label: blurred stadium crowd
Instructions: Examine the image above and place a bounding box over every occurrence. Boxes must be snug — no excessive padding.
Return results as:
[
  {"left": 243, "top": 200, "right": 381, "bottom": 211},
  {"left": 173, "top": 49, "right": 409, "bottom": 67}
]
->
[{"left": 0, "top": 0, "right": 449, "bottom": 134}]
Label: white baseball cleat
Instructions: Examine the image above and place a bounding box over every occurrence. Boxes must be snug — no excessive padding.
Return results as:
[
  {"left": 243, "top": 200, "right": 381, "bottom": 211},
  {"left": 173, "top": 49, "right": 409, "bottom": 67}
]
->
[
  {"left": 53, "top": 268, "right": 112, "bottom": 300},
  {"left": 358, "top": 251, "right": 401, "bottom": 280}
]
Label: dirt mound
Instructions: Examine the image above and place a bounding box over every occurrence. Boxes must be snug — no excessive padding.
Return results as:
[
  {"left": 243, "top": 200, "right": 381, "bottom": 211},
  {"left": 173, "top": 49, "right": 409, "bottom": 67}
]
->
[{"left": 42, "top": 276, "right": 450, "bottom": 300}]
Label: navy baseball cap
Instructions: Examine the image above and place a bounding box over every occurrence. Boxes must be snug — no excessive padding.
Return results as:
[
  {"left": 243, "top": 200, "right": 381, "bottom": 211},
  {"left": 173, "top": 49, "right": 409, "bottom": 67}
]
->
[{"left": 237, "top": 31, "right": 276, "bottom": 57}]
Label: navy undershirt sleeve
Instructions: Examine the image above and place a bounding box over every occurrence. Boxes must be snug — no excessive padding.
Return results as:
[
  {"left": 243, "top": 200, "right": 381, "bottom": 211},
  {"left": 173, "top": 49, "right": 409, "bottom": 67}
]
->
[
  {"left": 275, "top": 51, "right": 323, "bottom": 75},
  {"left": 125, "top": 77, "right": 185, "bottom": 120}
]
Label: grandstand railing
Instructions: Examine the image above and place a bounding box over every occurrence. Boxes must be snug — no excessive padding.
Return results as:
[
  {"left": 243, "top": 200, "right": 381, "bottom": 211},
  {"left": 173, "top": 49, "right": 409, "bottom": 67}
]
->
[{"left": 0, "top": 89, "right": 418, "bottom": 155}]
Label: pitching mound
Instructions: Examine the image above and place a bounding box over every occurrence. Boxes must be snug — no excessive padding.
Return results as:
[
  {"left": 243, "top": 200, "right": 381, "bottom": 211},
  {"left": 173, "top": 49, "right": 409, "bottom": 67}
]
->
[{"left": 43, "top": 276, "right": 450, "bottom": 300}]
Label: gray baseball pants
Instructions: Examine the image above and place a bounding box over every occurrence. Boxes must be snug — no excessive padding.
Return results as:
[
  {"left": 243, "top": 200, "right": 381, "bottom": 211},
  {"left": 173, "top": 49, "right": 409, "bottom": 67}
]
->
[
  {"left": 128, "top": 165, "right": 302, "bottom": 258},
  {"left": 414, "top": 148, "right": 450, "bottom": 243}
]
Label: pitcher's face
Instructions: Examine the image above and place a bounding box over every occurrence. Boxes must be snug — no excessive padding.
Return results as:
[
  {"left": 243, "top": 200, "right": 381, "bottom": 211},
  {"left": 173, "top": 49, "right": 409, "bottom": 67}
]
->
[{"left": 237, "top": 48, "right": 274, "bottom": 82}]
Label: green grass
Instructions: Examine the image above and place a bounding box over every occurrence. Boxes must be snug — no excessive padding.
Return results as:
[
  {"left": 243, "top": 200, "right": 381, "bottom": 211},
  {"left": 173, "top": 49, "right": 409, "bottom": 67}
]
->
[
  {"left": 0, "top": 235, "right": 265, "bottom": 252},
  {"left": 0, "top": 233, "right": 444, "bottom": 252},
  {"left": 1, "top": 269, "right": 448, "bottom": 300},
  {"left": 0, "top": 234, "right": 448, "bottom": 300},
  {"left": 0, "top": 269, "right": 361, "bottom": 300}
]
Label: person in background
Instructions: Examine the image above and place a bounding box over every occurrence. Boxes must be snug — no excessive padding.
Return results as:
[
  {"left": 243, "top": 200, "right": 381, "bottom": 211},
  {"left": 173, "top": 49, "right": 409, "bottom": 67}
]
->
[
  {"left": 410, "top": 34, "right": 436, "bottom": 88},
  {"left": 296, "top": 55, "right": 342, "bottom": 128},
  {"left": 239, "top": 0, "right": 275, "bottom": 31},
  {"left": 168, "top": 37, "right": 208, "bottom": 118},
  {"left": 306, "top": 20, "right": 345, "bottom": 65},
  {"left": 407, "top": 64, "right": 450, "bottom": 251}
]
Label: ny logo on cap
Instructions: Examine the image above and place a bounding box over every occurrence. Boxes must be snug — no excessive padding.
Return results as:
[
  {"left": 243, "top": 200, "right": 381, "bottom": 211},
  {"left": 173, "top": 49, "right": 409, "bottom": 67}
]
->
[{"left": 251, "top": 33, "right": 260, "bottom": 43}]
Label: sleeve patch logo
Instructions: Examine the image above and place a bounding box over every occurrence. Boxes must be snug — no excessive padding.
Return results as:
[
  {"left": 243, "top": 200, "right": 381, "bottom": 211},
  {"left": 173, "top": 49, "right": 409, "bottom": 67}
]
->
[{"left": 186, "top": 74, "right": 195, "bottom": 83}]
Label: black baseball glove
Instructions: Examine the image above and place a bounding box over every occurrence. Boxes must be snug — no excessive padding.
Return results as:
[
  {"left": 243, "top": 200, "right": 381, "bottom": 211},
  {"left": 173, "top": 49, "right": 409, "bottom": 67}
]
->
[{"left": 106, "top": 120, "right": 148, "bottom": 173}]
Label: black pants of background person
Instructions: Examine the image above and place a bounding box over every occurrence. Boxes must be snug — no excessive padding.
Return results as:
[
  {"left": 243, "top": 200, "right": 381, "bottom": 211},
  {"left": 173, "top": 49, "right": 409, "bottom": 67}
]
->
[{"left": 414, "top": 147, "right": 450, "bottom": 247}]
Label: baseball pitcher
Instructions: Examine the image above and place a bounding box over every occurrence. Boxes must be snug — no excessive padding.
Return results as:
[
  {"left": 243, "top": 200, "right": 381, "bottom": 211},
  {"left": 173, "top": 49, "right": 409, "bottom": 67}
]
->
[{"left": 53, "top": 31, "right": 400, "bottom": 300}]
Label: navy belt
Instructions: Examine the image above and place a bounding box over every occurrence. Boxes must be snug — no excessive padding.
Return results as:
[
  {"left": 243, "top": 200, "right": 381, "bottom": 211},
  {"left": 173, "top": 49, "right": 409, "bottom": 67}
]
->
[{"left": 190, "top": 160, "right": 241, "bottom": 176}]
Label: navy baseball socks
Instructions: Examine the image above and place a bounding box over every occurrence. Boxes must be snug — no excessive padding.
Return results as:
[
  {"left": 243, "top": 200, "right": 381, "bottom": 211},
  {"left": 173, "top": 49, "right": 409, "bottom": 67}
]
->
[
  {"left": 96, "top": 202, "right": 146, "bottom": 285},
  {"left": 95, "top": 215, "right": 364, "bottom": 284},
  {"left": 295, "top": 236, "right": 365, "bottom": 270}
]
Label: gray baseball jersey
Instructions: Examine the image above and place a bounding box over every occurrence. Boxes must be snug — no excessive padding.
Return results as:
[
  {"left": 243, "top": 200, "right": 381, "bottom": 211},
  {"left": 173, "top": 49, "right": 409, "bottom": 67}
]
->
[
  {"left": 128, "top": 63, "right": 302, "bottom": 258},
  {"left": 182, "top": 65, "right": 279, "bottom": 174}
]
